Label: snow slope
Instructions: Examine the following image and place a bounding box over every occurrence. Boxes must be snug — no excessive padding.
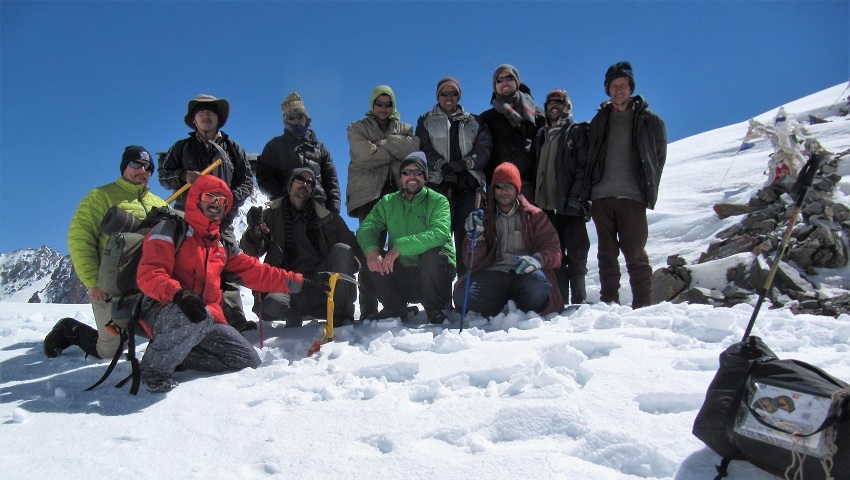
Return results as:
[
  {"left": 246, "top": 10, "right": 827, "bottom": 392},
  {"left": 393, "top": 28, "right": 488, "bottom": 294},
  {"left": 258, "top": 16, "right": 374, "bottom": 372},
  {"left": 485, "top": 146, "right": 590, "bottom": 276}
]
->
[{"left": 1, "top": 83, "right": 849, "bottom": 480}]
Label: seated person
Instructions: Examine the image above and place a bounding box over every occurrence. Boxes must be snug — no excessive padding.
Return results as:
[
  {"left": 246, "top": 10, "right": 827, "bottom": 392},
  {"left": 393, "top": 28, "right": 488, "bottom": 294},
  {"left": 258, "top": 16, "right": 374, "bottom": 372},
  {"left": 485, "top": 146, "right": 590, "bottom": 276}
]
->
[
  {"left": 455, "top": 162, "right": 563, "bottom": 317},
  {"left": 241, "top": 167, "right": 362, "bottom": 327}
]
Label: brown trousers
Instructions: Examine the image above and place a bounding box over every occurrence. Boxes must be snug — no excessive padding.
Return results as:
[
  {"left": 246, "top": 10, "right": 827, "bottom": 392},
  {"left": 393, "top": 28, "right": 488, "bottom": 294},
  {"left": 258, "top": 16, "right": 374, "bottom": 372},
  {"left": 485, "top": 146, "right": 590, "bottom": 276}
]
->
[{"left": 590, "top": 197, "right": 652, "bottom": 308}]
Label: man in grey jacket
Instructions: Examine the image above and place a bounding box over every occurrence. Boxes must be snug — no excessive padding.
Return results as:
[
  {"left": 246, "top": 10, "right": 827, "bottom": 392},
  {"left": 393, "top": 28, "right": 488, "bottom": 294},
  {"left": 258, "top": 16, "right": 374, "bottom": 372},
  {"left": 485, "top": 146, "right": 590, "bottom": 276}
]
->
[
  {"left": 415, "top": 76, "right": 491, "bottom": 277},
  {"left": 581, "top": 61, "right": 667, "bottom": 309}
]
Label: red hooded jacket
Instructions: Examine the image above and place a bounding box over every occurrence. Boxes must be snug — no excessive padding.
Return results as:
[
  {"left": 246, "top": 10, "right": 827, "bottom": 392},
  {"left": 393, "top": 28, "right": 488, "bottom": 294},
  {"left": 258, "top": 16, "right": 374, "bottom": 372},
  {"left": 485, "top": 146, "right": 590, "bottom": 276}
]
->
[{"left": 137, "top": 175, "right": 303, "bottom": 324}]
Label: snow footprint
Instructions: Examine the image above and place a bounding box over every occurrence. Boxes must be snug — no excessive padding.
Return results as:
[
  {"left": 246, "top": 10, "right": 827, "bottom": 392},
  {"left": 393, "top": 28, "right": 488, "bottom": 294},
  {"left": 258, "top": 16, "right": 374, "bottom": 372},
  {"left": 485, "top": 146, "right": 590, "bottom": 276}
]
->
[{"left": 634, "top": 392, "right": 706, "bottom": 414}]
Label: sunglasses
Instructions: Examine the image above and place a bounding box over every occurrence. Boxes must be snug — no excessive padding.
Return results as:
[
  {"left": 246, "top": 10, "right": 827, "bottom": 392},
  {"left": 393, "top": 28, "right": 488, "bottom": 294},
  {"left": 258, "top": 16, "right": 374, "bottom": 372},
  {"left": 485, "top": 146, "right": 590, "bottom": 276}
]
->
[
  {"left": 286, "top": 113, "right": 306, "bottom": 122},
  {"left": 373, "top": 100, "right": 393, "bottom": 108},
  {"left": 439, "top": 91, "right": 459, "bottom": 98},
  {"left": 495, "top": 74, "right": 516, "bottom": 84},
  {"left": 401, "top": 168, "right": 424, "bottom": 177},
  {"left": 292, "top": 175, "right": 316, "bottom": 188},
  {"left": 200, "top": 192, "right": 229, "bottom": 206},
  {"left": 547, "top": 99, "right": 566, "bottom": 106},
  {"left": 128, "top": 159, "right": 154, "bottom": 172}
]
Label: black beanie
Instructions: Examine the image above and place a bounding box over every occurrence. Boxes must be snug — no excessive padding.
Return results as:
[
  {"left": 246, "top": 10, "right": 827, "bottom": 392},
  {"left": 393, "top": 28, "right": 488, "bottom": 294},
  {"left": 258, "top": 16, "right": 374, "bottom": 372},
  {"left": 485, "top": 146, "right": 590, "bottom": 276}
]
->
[
  {"left": 120, "top": 146, "right": 154, "bottom": 174},
  {"left": 604, "top": 61, "right": 635, "bottom": 95}
]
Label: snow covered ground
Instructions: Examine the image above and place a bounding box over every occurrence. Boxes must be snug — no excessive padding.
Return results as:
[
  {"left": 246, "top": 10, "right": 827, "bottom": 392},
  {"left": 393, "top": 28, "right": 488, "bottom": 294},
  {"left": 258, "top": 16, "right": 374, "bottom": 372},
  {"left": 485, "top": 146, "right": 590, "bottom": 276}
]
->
[{"left": 2, "top": 84, "right": 849, "bottom": 480}]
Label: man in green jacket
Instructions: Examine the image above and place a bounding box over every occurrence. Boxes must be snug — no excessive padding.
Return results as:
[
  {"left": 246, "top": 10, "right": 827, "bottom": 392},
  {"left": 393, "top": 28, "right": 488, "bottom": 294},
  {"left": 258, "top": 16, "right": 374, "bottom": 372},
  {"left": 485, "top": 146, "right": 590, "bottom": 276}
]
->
[
  {"left": 44, "top": 146, "right": 169, "bottom": 359},
  {"left": 356, "top": 152, "right": 455, "bottom": 324}
]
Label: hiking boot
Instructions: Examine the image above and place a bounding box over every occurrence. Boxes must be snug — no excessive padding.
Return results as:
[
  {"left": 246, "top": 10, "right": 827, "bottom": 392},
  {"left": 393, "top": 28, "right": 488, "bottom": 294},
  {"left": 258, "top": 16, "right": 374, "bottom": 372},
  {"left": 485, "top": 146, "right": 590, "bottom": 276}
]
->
[
  {"left": 227, "top": 314, "right": 258, "bottom": 333},
  {"left": 365, "top": 306, "right": 407, "bottom": 321},
  {"left": 144, "top": 377, "right": 179, "bottom": 393},
  {"left": 426, "top": 310, "right": 448, "bottom": 325},
  {"left": 43, "top": 318, "right": 99, "bottom": 358}
]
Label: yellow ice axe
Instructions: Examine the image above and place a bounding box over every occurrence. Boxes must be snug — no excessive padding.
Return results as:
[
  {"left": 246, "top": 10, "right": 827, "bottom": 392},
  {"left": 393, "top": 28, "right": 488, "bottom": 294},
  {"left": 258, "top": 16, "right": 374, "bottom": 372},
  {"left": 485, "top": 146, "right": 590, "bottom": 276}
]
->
[
  {"left": 307, "top": 273, "right": 341, "bottom": 356},
  {"left": 165, "top": 158, "right": 223, "bottom": 204}
]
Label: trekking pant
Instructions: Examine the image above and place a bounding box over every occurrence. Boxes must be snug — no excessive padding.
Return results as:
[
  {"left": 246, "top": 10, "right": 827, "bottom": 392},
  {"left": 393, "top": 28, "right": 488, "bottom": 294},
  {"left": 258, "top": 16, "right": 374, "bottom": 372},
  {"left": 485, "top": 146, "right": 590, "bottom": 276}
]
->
[
  {"left": 356, "top": 199, "right": 383, "bottom": 318},
  {"left": 91, "top": 298, "right": 118, "bottom": 359},
  {"left": 546, "top": 212, "right": 590, "bottom": 305},
  {"left": 140, "top": 303, "right": 260, "bottom": 383},
  {"left": 367, "top": 247, "right": 455, "bottom": 314},
  {"left": 591, "top": 197, "right": 652, "bottom": 308},
  {"left": 455, "top": 269, "right": 551, "bottom": 317}
]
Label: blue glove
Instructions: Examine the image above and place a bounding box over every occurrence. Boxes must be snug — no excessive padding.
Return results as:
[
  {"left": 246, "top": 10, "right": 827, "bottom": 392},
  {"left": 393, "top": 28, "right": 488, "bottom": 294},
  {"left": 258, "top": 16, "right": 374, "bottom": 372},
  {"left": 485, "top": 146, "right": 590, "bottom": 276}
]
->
[
  {"left": 464, "top": 209, "right": 484, "bottom": 237},
  {"left": 513, "top": 255, "right": 542, "bottom": 274}
]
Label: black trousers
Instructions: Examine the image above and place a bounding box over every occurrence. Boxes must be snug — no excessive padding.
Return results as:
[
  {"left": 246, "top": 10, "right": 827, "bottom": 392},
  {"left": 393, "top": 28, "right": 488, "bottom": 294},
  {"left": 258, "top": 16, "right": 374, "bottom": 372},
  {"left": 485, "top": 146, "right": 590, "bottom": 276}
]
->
[{"left": 366, "top": 247, "right": 455, "bottom": 313}]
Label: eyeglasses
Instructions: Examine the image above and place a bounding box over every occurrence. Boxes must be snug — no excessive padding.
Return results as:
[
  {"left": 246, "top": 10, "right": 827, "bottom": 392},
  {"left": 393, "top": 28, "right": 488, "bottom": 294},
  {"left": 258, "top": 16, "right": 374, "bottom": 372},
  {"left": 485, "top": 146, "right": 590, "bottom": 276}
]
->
[
  {"left": 495, "top": 75, "right": 516, "bottom": 84},
  {"left": 493, "top": 183, "right": 515, "bottom": 190},
  {"left": 439, "top": 91, "right": 459, "bottom": 98},
  {"left": 401, "top": 168, "right": 424, "bottom": 177},
  {"left": 128, "top": 160, "right": 154, "bottom": 172},
  {"left": 286, "top": 113, "right": 306, "bottom": 122},
  {"left": 292, "top": 175, "right": 316, "bottom": 188},
  {"left": 373, "top": 100, "right": 393, "bottom": 108},
  {"left": 547, "top": 99, "right": 566, "bottom": 106},
  {"left": 200, "top": 192, "right": 229, "bottom": 206}
]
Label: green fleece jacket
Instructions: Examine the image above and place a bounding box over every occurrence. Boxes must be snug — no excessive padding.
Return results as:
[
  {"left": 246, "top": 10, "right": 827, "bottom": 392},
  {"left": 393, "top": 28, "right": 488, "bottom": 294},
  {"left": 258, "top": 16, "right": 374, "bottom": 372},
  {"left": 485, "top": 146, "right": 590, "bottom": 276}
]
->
[
  {"left": 356, "top": 187, "right": 455, "bottom": 268},
  {"left": 67, "top": 177, "right": 169, "bottom": 288}
]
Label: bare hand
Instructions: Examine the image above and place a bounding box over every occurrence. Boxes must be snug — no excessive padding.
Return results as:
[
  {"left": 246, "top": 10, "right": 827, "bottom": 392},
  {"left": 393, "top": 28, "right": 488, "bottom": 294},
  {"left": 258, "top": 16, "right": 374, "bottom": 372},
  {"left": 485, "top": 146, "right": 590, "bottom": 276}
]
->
[
  {"left": 88, "top": 287, "right": 109, "bottom": 302},
  {"left": 383, "top": 247, "right": 400, "bottom": 274},
  {"left": 366, "top": 250, "right": 387, "bottom": 275}
]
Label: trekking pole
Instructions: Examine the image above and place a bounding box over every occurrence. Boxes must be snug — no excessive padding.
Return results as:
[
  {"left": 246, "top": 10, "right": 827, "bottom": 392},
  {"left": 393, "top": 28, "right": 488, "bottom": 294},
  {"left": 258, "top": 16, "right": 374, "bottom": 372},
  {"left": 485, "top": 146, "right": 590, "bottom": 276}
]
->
[
  {"left": 741, "top": 139, "right": 829, "bottom": 341},
  {"left": 255, "top": 291, "right": 264, "bottom": 349},
  {"left": 165, "top": 158, "right": 223, "bottom": 203},
  {"left": 459, "top": 225, "right": 479, "bottom": 334}
]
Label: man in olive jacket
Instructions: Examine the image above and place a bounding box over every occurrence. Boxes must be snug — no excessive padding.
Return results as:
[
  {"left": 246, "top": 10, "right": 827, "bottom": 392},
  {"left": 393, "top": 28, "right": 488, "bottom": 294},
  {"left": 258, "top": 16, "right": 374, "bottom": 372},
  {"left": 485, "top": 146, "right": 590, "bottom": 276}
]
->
[
  {"left": 346, "top": 85, "right": 420, "bottom": 318},
  {"left": 356, "top": 152, "right": 455, "bottom": 324},
  {"left": 580, "top": 61, "right": 667, "bottom": 309},
  {"left": 44, "top": 146, "right": 169, "bottom": 360}
]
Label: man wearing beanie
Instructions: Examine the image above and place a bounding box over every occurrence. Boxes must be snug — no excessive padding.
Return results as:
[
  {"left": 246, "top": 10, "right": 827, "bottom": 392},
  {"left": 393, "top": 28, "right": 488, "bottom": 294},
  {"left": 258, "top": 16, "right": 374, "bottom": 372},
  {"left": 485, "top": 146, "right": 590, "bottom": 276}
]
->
[
  {"left": 533, "top": 88, "right": 591, "bottom": 306},
  {"left": 256, "top": 92, "right": 342, "bottom": 214},
  {"left": 346, "top": 85, "right": 420, "bottom": 318},
  {"left": 240, "top": 167, "right": 363, "bottom": 328},
  {"left": 44, "top": 146, "right": 169, "bottom": 360},
  {"left": 455, "top": 162, "right": 562, "bottom": 317},
  {"left": 479, "top": 64, "right": 545, "bottom": 201},
  {"left": 580, "top": 61, "right": 667, "bottom": 309},
  {"left": 356, "top": 152, "right": 455, "bottom": 324},
  {"left": 415, "top": 76, "right": 492, "bottom": 278},
  {"left": 159, "top": 93, "right": 256, "bottom": 331}
]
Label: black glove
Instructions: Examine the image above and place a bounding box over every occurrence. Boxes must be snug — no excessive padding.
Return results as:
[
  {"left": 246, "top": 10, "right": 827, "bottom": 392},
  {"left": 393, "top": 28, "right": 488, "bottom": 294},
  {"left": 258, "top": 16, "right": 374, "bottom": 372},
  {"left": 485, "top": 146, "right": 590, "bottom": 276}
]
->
[
  {"left": 173, "top": 289, "right": 208, "bottom": 323},
  {"left": 302, "top": 277, "right": 331, "bottom": 293},
  {"left": 444, "top": 161, "right": 464, "bottom": 174},
  {"left": 247, "top": 206, "right": 264, "bottom": 228}
]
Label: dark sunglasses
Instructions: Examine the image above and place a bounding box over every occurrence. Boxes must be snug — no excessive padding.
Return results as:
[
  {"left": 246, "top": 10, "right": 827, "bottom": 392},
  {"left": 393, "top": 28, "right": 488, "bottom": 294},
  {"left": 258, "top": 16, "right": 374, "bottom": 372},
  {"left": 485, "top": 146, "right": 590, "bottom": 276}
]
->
[
  {"left": 286, "top": 113, "right": 306, "bottom": 122},
  {"left": 401, "top": 168, "right": 424, "bottom": 177},
  {"left": 439, "top": 91, "right": 459, "bottom": 98},
  {"left": 128, "top": 159, "right": 154, "bottom": 172},
  {"left": 373, "top": 100, "right": 393, "bottom": 108},
  {"left": 292, "top": 175, "right": 316, "bottom": 188},
  {"left": 200, "top": 192, "right": 229, "bottom": 206},
  {"left": 547, "top": 99, "right": 566, "bottom": 106},
  {"left": 495, "top": 74, "right": 516, "bottom": 84}
]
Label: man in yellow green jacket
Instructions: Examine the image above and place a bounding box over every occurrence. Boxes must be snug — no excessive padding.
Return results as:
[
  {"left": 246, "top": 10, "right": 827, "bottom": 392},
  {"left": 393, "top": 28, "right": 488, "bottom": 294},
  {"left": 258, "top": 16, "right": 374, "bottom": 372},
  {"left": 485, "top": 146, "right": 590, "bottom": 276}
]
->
[
  {"left": 44, "top": 146, "right": 169, "bottom": 360},
  {"left": 357, "top": 152, "right": 455, "bottom": 324}
]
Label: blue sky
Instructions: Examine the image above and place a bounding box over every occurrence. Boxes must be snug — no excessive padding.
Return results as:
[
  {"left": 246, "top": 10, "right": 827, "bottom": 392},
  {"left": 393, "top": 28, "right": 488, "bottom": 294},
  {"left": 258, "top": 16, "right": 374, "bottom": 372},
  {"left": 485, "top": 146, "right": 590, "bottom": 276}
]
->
[{"left": 1, "top": 0, "right": 847, "bottom": 254}]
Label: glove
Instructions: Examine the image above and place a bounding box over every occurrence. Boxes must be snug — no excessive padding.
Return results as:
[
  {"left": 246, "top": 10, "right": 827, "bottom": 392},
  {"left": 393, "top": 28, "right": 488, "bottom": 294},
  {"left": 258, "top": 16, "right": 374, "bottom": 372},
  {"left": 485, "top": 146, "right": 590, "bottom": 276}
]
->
[
  {"left": 444, "top": 161, "right": 464, "bottom": 174},
  {"left": 464, "top": 210, "right": 484, "bottom": 237},
  {"left": 302, "top": 277, "right": 331, "bottom": 293},
  {"left": 247, "top": 206, "right": 264, "bottom": 227},
  {"left": 513, "top": 255, "right": 543, "bottom": 274},
  {"left": 565, "top": 199, "right": 584, "bottom": 216},
  {"left": 173, "top": 289, "right": 208, "bottom": 323}
]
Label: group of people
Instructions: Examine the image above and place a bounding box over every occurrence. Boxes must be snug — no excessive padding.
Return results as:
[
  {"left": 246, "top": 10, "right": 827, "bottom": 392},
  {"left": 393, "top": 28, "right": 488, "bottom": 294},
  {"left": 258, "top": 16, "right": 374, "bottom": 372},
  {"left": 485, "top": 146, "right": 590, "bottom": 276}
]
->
[{"left": 43, "top": 60, "right": 666, "bottom": 393}]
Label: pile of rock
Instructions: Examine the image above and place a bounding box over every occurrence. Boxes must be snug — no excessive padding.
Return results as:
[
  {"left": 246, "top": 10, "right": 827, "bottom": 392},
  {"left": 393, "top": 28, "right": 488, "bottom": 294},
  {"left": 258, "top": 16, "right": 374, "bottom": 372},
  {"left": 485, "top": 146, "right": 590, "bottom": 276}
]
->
[{"left": 651, "top": 149, "right": 850, "bottom": 316}]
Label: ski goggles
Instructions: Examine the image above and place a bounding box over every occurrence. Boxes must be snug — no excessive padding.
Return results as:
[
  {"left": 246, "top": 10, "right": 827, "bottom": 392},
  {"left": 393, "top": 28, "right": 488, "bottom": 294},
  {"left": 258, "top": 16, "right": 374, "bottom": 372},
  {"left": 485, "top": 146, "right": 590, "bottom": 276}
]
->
[
  {"left": 128, "top": 159, "right": 154, "bottom": 172},
  {"left": 200, "top": 192, "right": 229, "bottom": 206}
]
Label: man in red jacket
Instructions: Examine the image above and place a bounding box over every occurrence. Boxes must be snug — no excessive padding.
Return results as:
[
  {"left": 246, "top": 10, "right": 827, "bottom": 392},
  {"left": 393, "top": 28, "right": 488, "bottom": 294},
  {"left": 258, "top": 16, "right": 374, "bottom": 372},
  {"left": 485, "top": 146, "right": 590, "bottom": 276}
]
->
[
  {"left": 455, "top": 163, "right": 563, "bottom": 317},
  {"left": 136, "top": 175, "right": 322, "bottom": 393}
]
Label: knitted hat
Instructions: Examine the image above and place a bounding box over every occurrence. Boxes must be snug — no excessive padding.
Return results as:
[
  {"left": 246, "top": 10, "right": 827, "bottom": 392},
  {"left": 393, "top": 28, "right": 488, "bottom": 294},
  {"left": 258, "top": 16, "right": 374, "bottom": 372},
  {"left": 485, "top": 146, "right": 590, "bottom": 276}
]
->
[
  {"left": 436, "top": 77, "right": 461, "bottom": 100},
  {"left": 120, "top": 145, "right": 154, "bottom": 174},
  {"left": 184, "top": 94, "right": 230, "bottom": 129},
  {"left": 604, "top": 61, "right": 635, "bottom": 95},
  {"left": 492, "top": 64, "right": 520, "bottom": 90},
  {"left": 492, "top": 162, "right": 521, "bottom": 193},
  {"left": 399, "top": 151, "right": 427, "bottom": 173},
  {"left": 287, "top": 167, "right": 316, "bottom": 192},
  {"left": 545, "top": 89, "right": 572, "bottom": 112},
  {"left": 281, "top": 92, "right": 310, "bottom": 124}
]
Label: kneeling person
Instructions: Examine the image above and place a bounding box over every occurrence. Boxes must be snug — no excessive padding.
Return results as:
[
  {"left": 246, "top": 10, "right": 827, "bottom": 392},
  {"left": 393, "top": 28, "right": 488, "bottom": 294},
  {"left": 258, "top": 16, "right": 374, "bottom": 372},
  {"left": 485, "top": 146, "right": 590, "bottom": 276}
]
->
[
  {"left": 455, "top": 163, "right": 563, "bottom": 317},
  {"left": 136, "top": 175, "right": 322, "bottom": 393},
  {"left": 241, "top": 167, "right": 362, "bottom": 327}
]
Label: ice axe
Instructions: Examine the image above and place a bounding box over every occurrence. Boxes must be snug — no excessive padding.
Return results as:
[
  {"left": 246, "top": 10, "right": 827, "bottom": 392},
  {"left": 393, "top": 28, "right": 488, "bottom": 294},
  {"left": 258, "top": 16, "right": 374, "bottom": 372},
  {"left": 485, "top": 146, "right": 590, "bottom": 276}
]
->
[
  {"left": 741, "top": 139, "right": 830, "bottom": 341},
  {"left": 306, "top": 272, "right": 358, "bottom": 356},
  {"left": 164, "top": 140, "right": 228, "bottom": 203}
]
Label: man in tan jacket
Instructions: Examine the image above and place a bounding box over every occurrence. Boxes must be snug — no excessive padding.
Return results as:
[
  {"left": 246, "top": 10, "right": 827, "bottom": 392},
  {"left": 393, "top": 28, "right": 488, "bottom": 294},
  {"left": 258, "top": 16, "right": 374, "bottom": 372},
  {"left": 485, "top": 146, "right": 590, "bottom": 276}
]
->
[{"left": 346, "top": 85, "right": 419, "bottom": 318}]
